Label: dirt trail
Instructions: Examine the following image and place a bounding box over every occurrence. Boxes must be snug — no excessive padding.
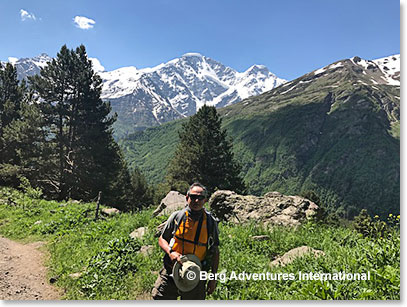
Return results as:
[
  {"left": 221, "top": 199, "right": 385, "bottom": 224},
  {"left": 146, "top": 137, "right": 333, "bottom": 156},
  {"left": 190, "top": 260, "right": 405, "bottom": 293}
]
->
[{"left": 0, "top": 236, "right": 61, "bottom": 300}]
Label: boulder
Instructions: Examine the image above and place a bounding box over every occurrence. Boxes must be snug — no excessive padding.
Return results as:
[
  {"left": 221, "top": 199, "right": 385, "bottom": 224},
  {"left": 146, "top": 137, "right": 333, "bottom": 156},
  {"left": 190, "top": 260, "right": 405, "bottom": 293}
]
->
[
  {"left": 153, "top": 191, "right": 187, "bottom": 216},
  {"left": 270, "top": 246, "right": 325, "bottom": 267},
  {"left": 208, "top": 190, "right": 321, "bottom": 227},
  {"left": 101, "top": 208, "right": 120, "bottom": 216},
  {"left": 130, "top": 227, "right": 147, "bottom": 239},
  {"left": 139, "top": 245, "right": 154, "bottom": 256}
]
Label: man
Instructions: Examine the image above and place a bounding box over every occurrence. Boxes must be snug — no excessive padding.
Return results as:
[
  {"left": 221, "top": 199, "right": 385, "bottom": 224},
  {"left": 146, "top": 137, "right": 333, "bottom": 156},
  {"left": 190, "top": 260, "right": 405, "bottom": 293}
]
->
[{"left": 152, "top": 182, "right": 220, "bottom": 300}]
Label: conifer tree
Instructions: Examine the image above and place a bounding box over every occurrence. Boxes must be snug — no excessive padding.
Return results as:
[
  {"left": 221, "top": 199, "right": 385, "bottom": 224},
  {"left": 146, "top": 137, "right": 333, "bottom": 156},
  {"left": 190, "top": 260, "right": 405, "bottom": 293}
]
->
[
  {"left": 0, "top": 63, "right": 26, "bottom": 185},
  {"left": 167, "top": 105, "right": 245, "bottom": 194},
  {"left": 1, "top": 95, "right": 50, "bottom": 187},
  {"left": 29, "top": 44, "right": 135, "bottom": 209},
  {"left": 29, "top": 45, "right": 75, "bottom": 198},
  {"left": 0, "top": 63, "right": 23, "bottom": 131}
]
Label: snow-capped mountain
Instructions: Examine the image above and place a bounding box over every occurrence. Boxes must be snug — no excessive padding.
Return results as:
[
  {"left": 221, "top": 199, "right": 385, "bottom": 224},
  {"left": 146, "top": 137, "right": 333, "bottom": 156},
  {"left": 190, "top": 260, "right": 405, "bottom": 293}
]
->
[
  {"left": 3, "top": 52, "right": 399, "bottom": 137},
  {"left": 3, "top": 54, "right": 105, "bottom": 79},
  {"left": 372, "top": 54, "right": 400, "bottom": 86},
  {"left": 307, "top": 54, "right": 400, "bottom": 87},
  {"left": 3, "top": 52, "right": 286, "bottom": 135},
  {"left": 98, "top": 53, "right": 286, "bottom": 130},
  {"left": 6, "top": 54, "right": 52, "bottom": 80}
]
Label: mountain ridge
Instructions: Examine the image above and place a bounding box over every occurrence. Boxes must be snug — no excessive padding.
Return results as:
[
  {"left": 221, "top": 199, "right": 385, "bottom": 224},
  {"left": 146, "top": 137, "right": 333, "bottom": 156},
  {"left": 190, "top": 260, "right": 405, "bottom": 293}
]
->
[
  {"left": 99, "top": 53, "right": 286, "bottom": 135},
  {"left": 2, "top": 52, "right": 286, "bottom": 137},
  {"left": 119, "top": 54, "right": 400, "bottom": 217}
]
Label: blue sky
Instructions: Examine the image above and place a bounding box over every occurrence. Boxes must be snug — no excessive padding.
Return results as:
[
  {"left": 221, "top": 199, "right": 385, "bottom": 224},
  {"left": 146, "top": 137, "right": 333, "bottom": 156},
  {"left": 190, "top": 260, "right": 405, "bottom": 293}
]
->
[{"left": 0, "top": 0, "right": 400, "bottom": 80}]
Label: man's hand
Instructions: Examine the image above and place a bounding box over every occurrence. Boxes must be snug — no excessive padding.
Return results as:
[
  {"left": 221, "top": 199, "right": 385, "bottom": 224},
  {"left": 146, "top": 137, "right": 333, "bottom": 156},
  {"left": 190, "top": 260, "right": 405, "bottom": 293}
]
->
[
  {"left": 169, "top": 251, "right": 182, "bottom": 264},
  {"left": 207, "top": 279, "right": 217, "bottom": 295}
]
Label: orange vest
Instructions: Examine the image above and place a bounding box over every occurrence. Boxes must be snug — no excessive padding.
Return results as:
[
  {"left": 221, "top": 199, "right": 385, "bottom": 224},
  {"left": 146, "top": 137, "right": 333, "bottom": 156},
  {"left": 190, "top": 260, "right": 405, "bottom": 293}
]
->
[{"left": 172, "top": 210, "right": 208, "bottom": 261}]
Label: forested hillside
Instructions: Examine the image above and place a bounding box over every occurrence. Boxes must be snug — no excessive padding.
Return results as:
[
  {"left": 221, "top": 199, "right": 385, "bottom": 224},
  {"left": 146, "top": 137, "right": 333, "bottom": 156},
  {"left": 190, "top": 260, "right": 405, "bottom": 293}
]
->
[{"left": 120, "top": 57, "right": 400, "bottom": 217}]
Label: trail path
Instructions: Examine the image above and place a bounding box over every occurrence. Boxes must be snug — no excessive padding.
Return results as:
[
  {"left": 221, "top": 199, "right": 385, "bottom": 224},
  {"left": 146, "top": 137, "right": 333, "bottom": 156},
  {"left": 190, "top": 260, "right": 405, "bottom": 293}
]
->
[{"left": 0, "top": 236, "right": 61, "bottom": 300}]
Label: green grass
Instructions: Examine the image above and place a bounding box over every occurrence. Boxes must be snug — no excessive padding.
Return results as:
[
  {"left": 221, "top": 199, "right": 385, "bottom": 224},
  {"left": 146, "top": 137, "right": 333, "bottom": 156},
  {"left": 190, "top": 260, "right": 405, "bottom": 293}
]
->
[{"left": 0, "top": 187, "right": 400, "bottom": 300}]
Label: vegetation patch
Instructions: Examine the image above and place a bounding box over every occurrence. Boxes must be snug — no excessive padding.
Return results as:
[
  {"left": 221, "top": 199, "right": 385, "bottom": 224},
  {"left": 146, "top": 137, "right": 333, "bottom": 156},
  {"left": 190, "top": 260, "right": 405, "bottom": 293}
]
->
[{"left": 0, "top": 187, "right": 399, "bottom": 300}]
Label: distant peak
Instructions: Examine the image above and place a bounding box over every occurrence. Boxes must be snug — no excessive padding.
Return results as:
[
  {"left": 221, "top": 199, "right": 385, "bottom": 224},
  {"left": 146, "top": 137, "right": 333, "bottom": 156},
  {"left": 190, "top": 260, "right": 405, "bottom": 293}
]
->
[
  {"left": 252, "top": 64, "right": 267, "bottom": 69},
  {"left": 89, "top": 57, "right": 105, "bottom": 72},
  {"left": 8, "top": 57, "right": 18, "bottom": 65},
  {"left": 33, "top": 53, "right": 51, "bottom": 60},
  {"left": 250, "top": 64, "right": 268, "bottom": 70},
  {"left": 351, "top": 56, "right": 362, "bottom": 63},
  {"left": 246, "top": 64, "right": 269, "bottom": 74}
]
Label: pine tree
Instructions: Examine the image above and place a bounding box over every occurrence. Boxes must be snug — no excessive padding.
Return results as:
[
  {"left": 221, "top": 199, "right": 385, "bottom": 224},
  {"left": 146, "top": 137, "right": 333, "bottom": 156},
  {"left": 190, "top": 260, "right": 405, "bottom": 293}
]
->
[
  {"left": 1, "top": 95, "right": 50, "bottom": 187},
  {"left": 0, "top": 63, "right": 23, "bottom": 131},
  {"left": 28, "top": 45, "right": 75, "bottom": 198},
  {"left": 29, "top": 44, "right": 135, "bottom": 209},
  {"left": 166, "top": 105, "right": 245, "bottom": 194},
  {"left": 0, "top": 63, "right": 26, "bottom": 185}
]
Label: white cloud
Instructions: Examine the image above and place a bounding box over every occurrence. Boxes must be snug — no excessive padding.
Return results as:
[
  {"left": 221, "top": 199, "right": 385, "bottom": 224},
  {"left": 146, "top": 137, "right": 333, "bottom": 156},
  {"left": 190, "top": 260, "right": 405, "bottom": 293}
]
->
[
  {"left": 73, "top": 16, "right": 96, "bottom": 30},
  {"left": 20, "top": 9, "right": 37, "bottom": 21}
]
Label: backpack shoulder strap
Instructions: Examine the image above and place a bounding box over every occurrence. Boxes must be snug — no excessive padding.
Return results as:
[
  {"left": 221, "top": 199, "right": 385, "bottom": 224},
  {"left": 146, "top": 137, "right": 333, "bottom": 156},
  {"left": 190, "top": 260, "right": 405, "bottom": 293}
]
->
[
  {"left": 193, "top": 212, "right": 205, "bottom": 246},
  {"left": 172, "top": 208, "right": 187, "bottom": 235},
  {"left": 205, "top": 209, "right": 216, "bottom": 249},
  {"left": 205, "top": 210, "right": 215, "bottom": 232}
]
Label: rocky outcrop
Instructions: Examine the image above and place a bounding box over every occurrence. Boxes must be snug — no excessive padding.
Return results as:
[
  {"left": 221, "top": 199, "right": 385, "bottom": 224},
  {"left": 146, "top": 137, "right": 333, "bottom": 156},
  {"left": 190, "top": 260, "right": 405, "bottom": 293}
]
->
[
  {"left": 130, "top": 227, "right": 147, "bottom": 239},
  {"left": 270, "top": 246, "right": 325, "bottom": 267},
  {"left": 208, "top": 190, "right": 321, "bottom": 227},
  {"left": 153, "top": 191, "right": 187, "bottom": 217}
]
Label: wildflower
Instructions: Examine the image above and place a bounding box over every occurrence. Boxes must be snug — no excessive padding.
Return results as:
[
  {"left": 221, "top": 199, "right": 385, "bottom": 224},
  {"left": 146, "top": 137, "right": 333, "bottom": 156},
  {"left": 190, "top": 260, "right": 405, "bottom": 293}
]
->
[
  {"left": 374, "top": 215, "right": 379, "bottom": 219},
  {"left": 389, "top": 214, "right": 393, "bottom": 217},
  {"left": 397, "top": 215, "right": 400, "bottom": 219}
]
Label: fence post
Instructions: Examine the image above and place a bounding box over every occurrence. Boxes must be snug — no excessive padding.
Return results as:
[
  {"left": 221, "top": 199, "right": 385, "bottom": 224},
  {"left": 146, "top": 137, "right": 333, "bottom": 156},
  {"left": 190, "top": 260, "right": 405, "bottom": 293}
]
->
[{"left": 94, "top": 191, "right": 102, "bottom": 221}]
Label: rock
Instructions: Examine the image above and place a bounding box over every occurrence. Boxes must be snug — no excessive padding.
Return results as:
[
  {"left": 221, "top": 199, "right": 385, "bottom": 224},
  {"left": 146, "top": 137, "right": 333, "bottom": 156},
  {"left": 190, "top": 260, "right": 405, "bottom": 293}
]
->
[
  {"left": 250, "top": 235, "right": 270, "bottom": 241},
  {"left": 33, "top": 220, "right": 42, "bottom": 225},
  {"left": 101, "top": 208, "right": 120, "bottom": 216},
  {"left": 139, "top": 245, "right": 154, "bottom": 256},
  {"left": 208, "top": 190, "right": 321, "bottom": 227},
  {"left": 270, "top": 246, "right": 325, "bottom": 267},
  {"left": 153, "top": 191, "right": 187, "bottom": 217},
  {"left": 130, "top": 227, "right": 147, "bottom": 239}
]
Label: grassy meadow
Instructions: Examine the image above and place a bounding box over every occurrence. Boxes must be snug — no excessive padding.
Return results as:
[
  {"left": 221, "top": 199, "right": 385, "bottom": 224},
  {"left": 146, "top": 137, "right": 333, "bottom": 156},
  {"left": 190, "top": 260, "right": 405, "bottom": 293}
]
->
[{"left": 0, "top": 187, "right": 400, "bottom": 300}]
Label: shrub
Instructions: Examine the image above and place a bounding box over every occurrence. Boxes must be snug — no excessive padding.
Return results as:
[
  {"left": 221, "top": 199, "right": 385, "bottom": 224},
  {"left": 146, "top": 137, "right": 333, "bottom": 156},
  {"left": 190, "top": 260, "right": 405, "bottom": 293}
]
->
[
  {"left": 18, "top": 176, "right": 43, "bottom": 199},
  {"left": 79, "top": 237, "right": 141, "bottom": 298}
]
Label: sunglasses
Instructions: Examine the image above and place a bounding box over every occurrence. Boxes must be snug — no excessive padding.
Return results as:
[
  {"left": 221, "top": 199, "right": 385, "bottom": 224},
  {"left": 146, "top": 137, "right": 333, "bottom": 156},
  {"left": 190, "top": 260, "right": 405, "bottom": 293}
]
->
[{"left": 188, "top": 194, "right": 205, "bottom": 201}]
